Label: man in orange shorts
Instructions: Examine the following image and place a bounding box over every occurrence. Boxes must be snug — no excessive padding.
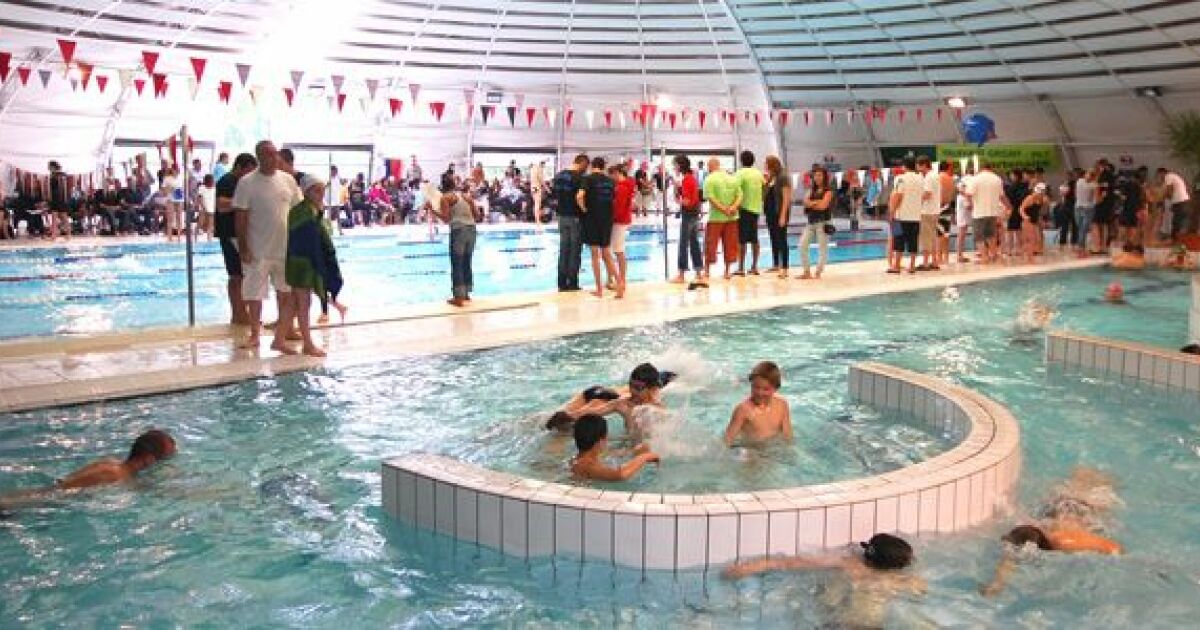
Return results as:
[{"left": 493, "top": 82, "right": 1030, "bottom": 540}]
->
[{"left": 702, "top": 157, "right": 741, "bottom": 281}]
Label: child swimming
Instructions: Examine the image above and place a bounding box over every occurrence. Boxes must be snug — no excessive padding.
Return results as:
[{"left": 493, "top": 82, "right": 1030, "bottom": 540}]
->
[
  {"left": 546, "top": 364, "right": 676, "bottom": 435},
  {"left": 981, "top": 466, "right": 1123, "bottom": 597},
  {"left": 570, "top": 414, "right": 660, "bottom": 482},
  {"left": 723, "top": 361, "right": 793, "bottom": 446},
  {"left": 724, "top": 534, "right": 927, "bottom": 628}
]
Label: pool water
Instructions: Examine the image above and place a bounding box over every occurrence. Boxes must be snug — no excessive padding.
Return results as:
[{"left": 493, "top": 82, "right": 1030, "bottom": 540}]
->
[
  {"left": 1, "top": 267, "right": 1197, "bottom": 627},
  {"left": 0, "top": 225, "right": 889, "bottom": 339}
]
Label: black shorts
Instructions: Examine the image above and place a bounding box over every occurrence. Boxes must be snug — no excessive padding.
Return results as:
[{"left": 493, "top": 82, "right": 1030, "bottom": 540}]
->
[
  {"left": 1094, "top": 202, "right": 1114, "bottom": 224},
  {"left": 581, "top": 212, "right": 613, "bottom": 247},
  {"left": 219, "top": 237, "right": 242, "bottom": 277},
  {"left": 1007, "top": 214, "right": 1023, "bottom": 231},
  {"left": 938, "top": 209, "right": 953, "bottom": 236},
  {"left": 893, "top": 220, "right": 920, "bottom": 253},
  {"left": 738, "top": 210, "right": 760, "bottom": 244},
  {"left": 1118, "top": 210, "right": 1139, "bottom": 228}
]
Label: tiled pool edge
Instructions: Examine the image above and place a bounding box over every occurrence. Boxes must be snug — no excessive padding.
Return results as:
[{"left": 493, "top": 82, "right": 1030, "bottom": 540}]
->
[
  {"left": 381, "top": 362, "right": 1021, "bottom": 572},
  {"left": 1046, "top": 329, "right": 1200, "bottom": 392}
]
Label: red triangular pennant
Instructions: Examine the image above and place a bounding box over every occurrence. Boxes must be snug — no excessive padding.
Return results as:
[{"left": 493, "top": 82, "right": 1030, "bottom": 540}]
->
[
  {"left": 779, "top": 110, "right": 791, "bottom": 127},
  {"left": 152, "top": 73, "right": 167, "bottom": 98},
  {"left": 235, "top": 63, "right": 251, "bottom": 88},
  {"left": 430, "top": 101, "right": 446, "bottom": 121},
  {"left": 283, "top": 87, "right": 295, "bottom": 107},
  {"left": 142, "top": 51, "right": 159, "bottom": 74},
  {"left": 0, "top": 52, "right": 11, "bottom": 83},
  {"left": 389, "top": 98, "right": 402, "bottom": 117},
  {"left": 936, "top": 108, "right": 944, "bottom": 122},
  {"left": 336, "top": 93, "right": 347, "bottom": 112},
  {"left": 526, "top": 107, "right": 537, "bottom": 127},
  {"left": 57, "top": 39, "right": 76, "bottom": 65},
  {"left": 916, "top": 108, "right": 924, "bottom": 123},
  {"left": 604, "top": 110, "right": 613, "bottom": 129},
  {"left": 669, "top": 112, "right": 678, "bottom": 130},
  {"left": 96, "top": 75, "right": 108, "bottom": 93},
  {"left": 133, "top": 77, "right": 145, "bottom": 95},
  {"left": 565, "top": 108, "right": 574, "bottom": 128},
  {"left": 954, "top": 108, "right": 963, "bottom": 121},
  {"left": 639, "top": 103, "right": 653, "bottom": 127},
  {"left": 189, "top": 57, "right": 207, "bottom": 84},
  {"left": 898, "top": 109, "right": 906, "bottom": 124},
  {"left": 77, "top": 62, "right": 93, "bottom": 90},
  {"left": 698, "top": 110, "right": 707, "bottom": 130},
  {"left": 217, "top": 80, "right": 232, "bottom": 103}
]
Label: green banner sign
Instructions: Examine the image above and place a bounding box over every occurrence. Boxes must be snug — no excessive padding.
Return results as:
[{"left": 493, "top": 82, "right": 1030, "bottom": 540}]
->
[{"left": 935, "top": 144, "right": 1061, "bottom": 171}]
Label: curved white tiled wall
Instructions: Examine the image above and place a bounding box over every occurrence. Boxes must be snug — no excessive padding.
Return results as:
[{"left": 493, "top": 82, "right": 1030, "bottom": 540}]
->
[
  {"left": 381, "top": 362, "right": 1022, "bottom": 572},
  {"left": 1047, "top": 329, "right": 1200, "bottom": 393},
  {"left": 1191, "top": 275, "right": 1199, "bottom": 343}
]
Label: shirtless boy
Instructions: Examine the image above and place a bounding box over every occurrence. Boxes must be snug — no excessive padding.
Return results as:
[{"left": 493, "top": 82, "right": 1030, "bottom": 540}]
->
[
  {"left": 546, "top": 364, "right": 674, "bottom": 435},
  {"left": 570, "top": 414, "right": 660, "bottom": 482},
  {"left": 724, "top": 361, "right": 793, "bottom": 446}
]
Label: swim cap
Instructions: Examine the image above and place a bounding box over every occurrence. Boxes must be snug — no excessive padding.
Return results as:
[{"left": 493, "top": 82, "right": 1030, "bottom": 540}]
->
[
  {"left": 1106, "top": 281, "right": 1124, "bottom": 298},
  {"left": 861, "top": 534, "right": 914, "bottom": 570}
]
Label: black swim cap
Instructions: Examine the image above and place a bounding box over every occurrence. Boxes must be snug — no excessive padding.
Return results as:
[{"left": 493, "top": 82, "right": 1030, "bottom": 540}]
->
[
  {"left": 629, "top": 363, "right": 661, "bottom": 389},
  {"left": 861, "top": 533, "right": 913, "bottom": 570},
  {"left": 582, "top": 386, "right": 621, "bottom": 402}
]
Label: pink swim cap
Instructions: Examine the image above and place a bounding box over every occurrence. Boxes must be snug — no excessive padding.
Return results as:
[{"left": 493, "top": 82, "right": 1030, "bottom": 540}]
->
[{"left": 1106, "top": 282, "right": 1124, "bottom": 297}]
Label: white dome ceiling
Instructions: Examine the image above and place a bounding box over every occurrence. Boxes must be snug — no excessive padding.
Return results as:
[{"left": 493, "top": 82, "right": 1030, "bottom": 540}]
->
[{"left": 1, "top": 0, "right": 1199, "bottom": 105}]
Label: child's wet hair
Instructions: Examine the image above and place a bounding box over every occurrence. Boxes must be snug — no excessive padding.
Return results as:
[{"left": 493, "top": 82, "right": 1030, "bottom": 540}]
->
[
  {"left": 573, "top": 414, "right": 608, "bottom": 452},
  {"left": 749, "top": 361, "right": 782, "bottom": 389},
  {"left": 1002, "top": 525, "right": 1053, "bottom": 550},
  {"left": 545, "top": 411, "right": 574, "bottom": 431},
  {"left": 861, "top": 533, "right": 914, "bottom": 570}
]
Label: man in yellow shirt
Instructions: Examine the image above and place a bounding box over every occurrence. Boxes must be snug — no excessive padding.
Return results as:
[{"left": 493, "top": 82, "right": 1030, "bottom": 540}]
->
[{"left": 733, "top": 151, "right": 765, "bottom": 275}]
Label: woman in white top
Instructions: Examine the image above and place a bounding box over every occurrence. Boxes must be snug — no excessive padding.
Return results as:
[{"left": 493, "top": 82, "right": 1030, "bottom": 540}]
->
[
  {"left": 161, "top": 165, "right": 182, "bottom": 243},
  {"left": 1074, "top": 170, "right": 1099, "bottom": 255},
  {"left": 196, "top": 174, "right": 216, "bottom": 241}
]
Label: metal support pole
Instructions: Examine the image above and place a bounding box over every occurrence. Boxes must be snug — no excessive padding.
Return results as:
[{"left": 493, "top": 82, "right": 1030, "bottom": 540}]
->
[
  {"left": 1038, "top": 95, "right": 1079, "bottom": 171},
  {"left": 660, "top": 143, "right": 669, "bottom": 279},
  {"left": 181, "top": 125, "right": 196, "bottom": 327}
]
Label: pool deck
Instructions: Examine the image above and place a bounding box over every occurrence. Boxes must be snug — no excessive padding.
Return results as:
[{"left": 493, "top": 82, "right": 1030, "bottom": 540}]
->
[{"left": 0, "top": 253, "right": 1108, "bottom": 413}]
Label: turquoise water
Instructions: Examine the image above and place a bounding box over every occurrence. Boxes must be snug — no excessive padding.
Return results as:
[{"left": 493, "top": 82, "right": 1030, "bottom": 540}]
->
[
  {"left": 0, "top": 226, "right": 888, "bottom": 339},
  {"left": 1, "top": 267, "right": 1197, "bottom": 627}
]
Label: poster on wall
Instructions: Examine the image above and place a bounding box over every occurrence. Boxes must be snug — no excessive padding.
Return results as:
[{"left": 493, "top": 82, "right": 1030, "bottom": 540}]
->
[
  {"left": 879, "top": 146, "right": 936, "bottom": 167},
  {"left": 935, "top": 144, "right": 1061, "bottom": 171}
]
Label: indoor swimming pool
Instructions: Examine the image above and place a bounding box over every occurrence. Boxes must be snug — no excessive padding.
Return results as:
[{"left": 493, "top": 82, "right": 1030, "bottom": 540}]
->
[
  {"left": 1, "top": 267, "right": 1197, "bottom": 626},
  {"left": 0, "top": 225, "right": 889, "bottom": 339}
]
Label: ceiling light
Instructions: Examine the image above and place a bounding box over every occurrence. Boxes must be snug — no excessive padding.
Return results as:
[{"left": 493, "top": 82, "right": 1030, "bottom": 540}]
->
[
  {"left": 1135, "top": 86, "right": 1162, "bottom": 98},
  {"left": 945, "top": 96, "right": 968, "bottom": 109}
]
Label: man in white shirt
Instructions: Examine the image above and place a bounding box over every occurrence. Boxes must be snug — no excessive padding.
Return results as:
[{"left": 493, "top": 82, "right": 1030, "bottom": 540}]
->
[
  {"left": 955, "top": 175, "right": 974, "bottom": 263},
  {"left": 966, "top": 163, "right": 1010, "bottom": 264},
  {"left": 1158, "top": 168, "right": 1193, "bottom": 241},
  {"left": 916, "top": 156, "right": 942, "bottom": 270},
  {"left": 233, "top": 140, "right": 304, "bottom": 353},
  {"left": 888, "top": 158, "right": 925, "bottom": 274}
]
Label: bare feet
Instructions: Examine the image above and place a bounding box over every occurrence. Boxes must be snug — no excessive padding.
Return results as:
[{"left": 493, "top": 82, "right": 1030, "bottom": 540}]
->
[
  {"left": 302, "top": 345, "right": 327, "bottom": 358},
  {"left": 270, "top": 340, "right": 298, "bottom": 355},
  {"left": 589, "top": 290, "right": 603, "bottom": 298},
  {"left": 798, "top": 271, "right": 813, "bottom": 280},
  {"left": 334, "top": 303, "right": 348, "bottom": 323},
  {"left": 814, "top": 271, "right": 823, "bottom": 279},
  {"left": 237, "top": 335, "right": 260, "bottom": 350},
  {"left": 670, "top": 275, "right": 686, "bottom": 284},
  {"left": 285, "top": 332, "right": 303, "bottom": 342},
  {"left": 447, "top": 298, "right": 467, "bottom": 307},
  {"left": 317, "top": 314, "right": 330, "bottom": 325}
]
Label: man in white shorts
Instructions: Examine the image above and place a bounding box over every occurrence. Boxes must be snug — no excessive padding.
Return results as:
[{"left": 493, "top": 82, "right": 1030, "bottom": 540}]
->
[
  {"left": 955, "top": 174, "right": 974, "bottom": 263},
  {"left": 234, "top": 140, "right": 304, "bottom": 353}
]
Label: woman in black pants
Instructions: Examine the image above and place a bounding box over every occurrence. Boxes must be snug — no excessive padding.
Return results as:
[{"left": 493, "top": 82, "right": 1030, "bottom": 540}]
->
[
  {"left": 763, "top": 155, "right": 792, "bottom": 278},
  {"left": 1054, "top": 170, "right": 1079, "bottom": 250}
]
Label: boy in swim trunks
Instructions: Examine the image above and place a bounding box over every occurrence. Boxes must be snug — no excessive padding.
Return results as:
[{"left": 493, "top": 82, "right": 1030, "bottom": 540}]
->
[
  {"left": 545, "top": 365, "right": 677, "bottom": 433},
  {"left": 724, "top": 361, "right": 793, "bottom": 446},
  {"left": 570, "top": 414, "right": 660, "bottom": 482},
  {"left": 982, "top": 467, "right": 1123, "bottom": 597}
]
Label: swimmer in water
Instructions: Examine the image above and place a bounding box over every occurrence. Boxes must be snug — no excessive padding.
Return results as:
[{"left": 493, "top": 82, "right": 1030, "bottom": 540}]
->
[
  {"left": 724, "top": 534, "right": 927, "bottom": 628},
  {"left": 723, "top": 361, "right": 793, "bottom": 447},
  {"left": 570, "top": 414, "right": 660, "bottom": 482},
  {"left": 0, "top": 430, "right": 176, "bottom": 510},
  {"left": 547, "top": 363, "right": 675, "bottom": 435},
  {"left": 1104, "top": 281, "right": 1126, "bottom": 304},
  {"left": 981, "top": 466, "right": 1123, "bottom": 597}
]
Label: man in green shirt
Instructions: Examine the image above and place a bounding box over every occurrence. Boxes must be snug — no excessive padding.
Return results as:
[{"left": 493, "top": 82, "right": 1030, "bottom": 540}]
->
[
  {"left": 734, "top": 150, "right": 765, "bottom": 275},
  {"left": 703, "top": 157, "right": 741, "bottom": 280}
]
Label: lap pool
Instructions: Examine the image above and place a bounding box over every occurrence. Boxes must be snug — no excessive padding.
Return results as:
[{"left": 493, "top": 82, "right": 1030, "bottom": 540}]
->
[
  {"left": 1, "top": 267, "right": 1197, "bottom": 626},
  {"left": 0, "top": 225, "right": 888, "bottom": 339}
]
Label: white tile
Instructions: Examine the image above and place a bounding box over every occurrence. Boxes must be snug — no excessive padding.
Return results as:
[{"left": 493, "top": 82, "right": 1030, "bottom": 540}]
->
[
  {"left": 613, "top": 513, "right": 644, "bottom": 569},
  {"left": 969, "top": 473, "right": 985, "bottom": 526},
  {"left": 644, "top": 516, "right": 676, "bottom": 571},
  {"left": 938, "top": 484, "right": 956, "bottom": 533},
  {"left": 793, "top": 508, "right": 823, "bottom": 551},
  {"left": 982, "top": 467, "right": 998, "bottom": 519},
  {"left": 769, "top": 511, "right": 798, "bottom": 556},
  {"left": 1079, "top": 341, "right": 1096, "bottom": 370},
  {"left": 1187, "top": 362, "right": 1200, "bottom": 393},
  {"left": 954, "top": 478, "right": 971, "bottom": 531},
  {"left": 676, "top": 516, "right": 708, "bottom": 570},
  {"left": 528, "top": 503, "right": 554, "bottom": 557},
  {"left": 381, "top": 466, "right": 398, "bottom": 518},
  {"left": 825, "top": 505, "right": 852, "bottom": 548},
  {"left": 554, "top": 506, "right": 583, "bottom": 560},
  {"left": 1124, "top": 349, "right": 1141, "bottom": 380},
  {"left": 919, "top": 488, "right": 939, "bottom": 533},
  {"left": 851, "top": 501, "right": 876, "bottom": 542},
  {"left": 434, "top": 481, "right": 456, "bottom": 536},
  {"left": 583, "top": 510, "right": 613, "bottom": 563},
  {"left": 900, "top": 382, "right": 915, "bottom": 416},
  {"left": 849, "top": 368, "right": 864, "bottom": 399},
  {"left": 1094, "top": 345, "right": 1111, "bottom": 373},
  {"left": 1065, "top": 339, "right": 1080, "bottom": 365},
  {"left": 398, "top": 470, "right": 417, "bottom": 524},
  {"left": 1170, "top": 360, "right": 1186, "bottom": 389},
  {"left": 871, "top": 373, "right": 887, "bottom": 407},
  {"left": 886, "top": 377, "right": 901, "bottom": 410},
  {"left": 738, "top": 512, "right": 769, "bottom": 561},
  {"left": 455, "top": 487, "right": 479, "bottom": 543},
  {"left": 1048, "top": 336, "right": 1066, "bottom": 361},
  {"left": 477, "top": 493, "right": 502, "bottom": 550},
  {"left": 1108, "top": 348, "right": 1126, "bottom": 376},
  {"left": 416, "top": 477, "right": 435, "bottom": 530},
  {"left": 876, "top": 497, "right": 899, "bottom": 533},
  {"left": 1154, "top": 355, "right": 1172, "bottom": 385},
  {"left": 708, "top": 515, "right": 739, "bottom": 565}
]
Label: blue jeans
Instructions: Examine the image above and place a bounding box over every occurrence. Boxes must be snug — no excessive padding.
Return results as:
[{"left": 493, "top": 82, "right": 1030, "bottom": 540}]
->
[
  {"left": 557, "top": 215, "right": 582, "bottom": 290},
  {"left": 450, "top": 224, "right": 476, "bottom": 299},
  {"left": 677, "top": 211, "right": 703, "bottom": 273},
  {"left": 1074, "top": 205, "right": 1094, "bottom": 250}
]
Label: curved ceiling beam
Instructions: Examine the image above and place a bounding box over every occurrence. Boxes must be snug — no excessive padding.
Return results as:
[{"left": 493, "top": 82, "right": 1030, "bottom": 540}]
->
[{"left": 713, "top": 0, "right": 770, "bottom": 106}]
